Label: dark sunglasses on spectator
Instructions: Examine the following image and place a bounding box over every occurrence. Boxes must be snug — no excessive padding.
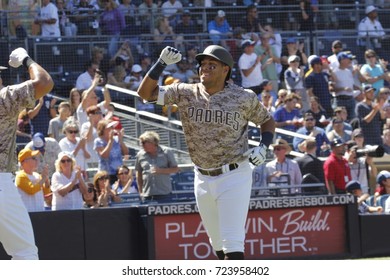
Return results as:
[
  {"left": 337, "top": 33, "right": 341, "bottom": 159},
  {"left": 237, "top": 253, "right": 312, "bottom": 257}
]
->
[
  {"left": 274, "top": 147, "right": 286, "bottom": 151},
  {"left": 366, "top": 55, "right": 376, "bottom": 58},
  {"left": 98, "top": 175, "right": 109, "bottom": 181},
  {"left": 305, "top": 118, "right": 314, "bottom": 121},
  {"left": 90, "top": 111, "right": 102, "bottom": 115},
  {"left": 87, "top": 188, "right": 94, "bottom": 193},
  {"left": 118, "top": 171, "right": 129, "bottom": 175},
  {"left": 68, "top": 130, "right": 79, "bottom": 134},
  {"left": 60, "top": 159, "right": 72, "bottom": 163}
]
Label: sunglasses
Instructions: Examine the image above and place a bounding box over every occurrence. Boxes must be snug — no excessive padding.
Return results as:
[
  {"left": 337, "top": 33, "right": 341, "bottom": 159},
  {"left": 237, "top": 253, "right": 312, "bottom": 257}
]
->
[
  {"left": 87, "top": 188, "right": 94, "bottom": 193},
  {"left": 90, "top": 111, "right": 102, "bottom": 115},
  {"left": 60, "top": 159, "right": 72, "bottom": 163},
  {"left": 24, "top": 156, "right": 37, "bottom": 162},
  {"left": 305, "top": 118, "right": 314, "bottom": 121},
  {"left": 118, "top": 171, "right": 129, "bottom": 175},
  {"left": 274, "top": 147, "right": 286, "bottom": 151},
  {"left": 98, "top": 175, "right": 109, "bottom": 181},
  {"left": 333, "top": 121, "right": 343, "bottom": 124},
  {"left": 366, "top": 55, "right": 376, "bottom": 58},
  {"left": 140, "top": 141, "right": 151, "bottom": 145},
  {"left": 68, "top": 130, "right": 79, "bottom": 134}
]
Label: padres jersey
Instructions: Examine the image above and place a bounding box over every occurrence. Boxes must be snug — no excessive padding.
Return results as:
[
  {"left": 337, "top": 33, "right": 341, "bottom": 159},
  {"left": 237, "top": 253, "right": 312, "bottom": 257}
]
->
[
  {"left": 158, "top": 82, "right": 271, "bottom": 168},
  {"left": 0, "top": 81, "right": 36, "bottom": 172}
]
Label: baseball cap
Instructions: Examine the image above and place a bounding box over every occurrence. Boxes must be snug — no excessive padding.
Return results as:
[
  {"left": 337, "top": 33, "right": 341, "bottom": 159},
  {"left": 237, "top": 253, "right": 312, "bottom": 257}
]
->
[
  {"left": 217, "top": 10, "right": 225, "bottom": 18},
  {"left": 259, "top": 79, "right": 271, "bottom": 88},
  {"left": 366, "top": 5, "right": 377, "bottom": 14},
  {"left": 351, "top": 128, "right": 364, "bottom": 138},
  {"left": 141, "top": 52, "right": 150, "bottom": 60},
  {"left": 345, "top": 180, "right": 361, "bottom": 193},
  {"left": 288, "top": 55, "right": 300, "bottom": 64},
  {"left": 286, "top": 37, "right": 296, "bottom": 44},
  {"left": 241, "top": 39, "right": 256, "bottom": 49},
  {"left": 363, "top": 84, "right": 375, "bottom": 92},
  {"left": 330, "top": 138, "right": 345, "bottom": 148},
  {"left": 320, "top": 55, "right": 329, "bottom": 64},
  {"left": 32, "top": 132, "right": 46, "bottom": 151},
  {"left": 18, "top": 148, "right": 40, "bottom": 163},
  {"left": 131, "top": 64, "right": 142, "bottom": 73},
  {"left": 308, "top": 55, "right": 321, "bottom": 66},
  {"left": 183, "top": 9, "right": 190, "bottom": 16},
  {"left": 57, "top": 151, "right": 74, "bottom": 162},
  {"left": 377, "top": 170, "right": 390, "bottom": 185},
  {"left": 337, "top": 51, "right": 354, "bottom": 61},
  {"left": 332, "top": 40, "right": 342, "bottom": 48}
]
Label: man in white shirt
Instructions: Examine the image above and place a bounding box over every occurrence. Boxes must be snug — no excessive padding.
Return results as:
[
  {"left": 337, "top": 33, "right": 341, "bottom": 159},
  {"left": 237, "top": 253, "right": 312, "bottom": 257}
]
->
[
  {"left": 238, "top": 39, "right": 263, "bottom": 94},
  {"left": 34, "top": 0, "right": 61, "bottom": 37},
  {"left": 357, "top": 5, "right": 386, "bottom": 51}
]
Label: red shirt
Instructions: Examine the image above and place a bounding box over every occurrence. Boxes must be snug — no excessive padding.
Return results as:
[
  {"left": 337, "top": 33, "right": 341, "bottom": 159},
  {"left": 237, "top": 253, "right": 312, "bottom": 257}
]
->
[{"left": 323, "top": 153, "right": 351, "bottom": 192}]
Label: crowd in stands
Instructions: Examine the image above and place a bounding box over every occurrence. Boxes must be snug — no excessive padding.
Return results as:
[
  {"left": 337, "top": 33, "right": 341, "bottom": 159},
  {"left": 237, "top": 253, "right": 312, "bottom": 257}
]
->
[{"left": 6, "top": 1, "right": 390, "bottom": 214}]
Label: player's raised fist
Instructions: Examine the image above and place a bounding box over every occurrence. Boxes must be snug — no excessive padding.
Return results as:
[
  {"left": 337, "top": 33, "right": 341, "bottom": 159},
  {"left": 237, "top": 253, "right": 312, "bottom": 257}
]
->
[
  {"left": 249, "top": 144, "right": 267, "bottom": 166},
  {"left": 9, "top": 47, "right": 29, "bottom": 68},
  {"left": 159, "top": 46, "right": 182, "bottom": 65}
]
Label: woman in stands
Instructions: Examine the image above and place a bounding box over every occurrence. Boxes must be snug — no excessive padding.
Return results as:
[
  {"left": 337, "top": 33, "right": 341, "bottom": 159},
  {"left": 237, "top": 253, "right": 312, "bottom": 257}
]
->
[
  {"left": 112, "top": 165, "right": 138, "bottom": 195},
  {"left": 51, "top": 151, "right": 88, "bottom": 210},
  {"left": 93, "top": 170, "right": 121, "bottom": 207},
  {"left": 94, "top": 119, "right": 129, "bottom": 185},
  {"left": 68, "top": 88, "right": 81, "bottom": 119}
]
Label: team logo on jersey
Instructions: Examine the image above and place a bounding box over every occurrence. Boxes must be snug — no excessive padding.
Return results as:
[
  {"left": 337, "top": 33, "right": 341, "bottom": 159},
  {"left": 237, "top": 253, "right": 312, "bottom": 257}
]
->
[{"left": 187, "top": 107, "right": 240, "bottom": 130}]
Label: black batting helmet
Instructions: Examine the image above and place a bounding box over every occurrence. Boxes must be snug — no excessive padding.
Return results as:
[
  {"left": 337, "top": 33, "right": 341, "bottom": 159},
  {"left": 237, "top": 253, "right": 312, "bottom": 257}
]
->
[{"left": 196, "top": 45, "right": 234, "bottom": 78}]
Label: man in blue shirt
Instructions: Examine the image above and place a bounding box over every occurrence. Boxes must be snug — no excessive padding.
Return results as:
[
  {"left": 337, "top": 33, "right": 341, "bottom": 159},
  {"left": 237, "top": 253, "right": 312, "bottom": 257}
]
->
[{"left": 207, "top": 10, "right": 232, "bottom": 48}]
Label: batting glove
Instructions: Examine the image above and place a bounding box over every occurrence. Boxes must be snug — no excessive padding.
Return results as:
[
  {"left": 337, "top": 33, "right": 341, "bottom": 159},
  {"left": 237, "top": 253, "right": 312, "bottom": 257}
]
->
[
  {"left": 159, "top": 46, "right": 182, "bottom": 65},
  {"left": 249, "top": 143, "right": 267, "bottom": 166},
  {"left": 9, "top": 47, "right": 29, "bottom": 68}
]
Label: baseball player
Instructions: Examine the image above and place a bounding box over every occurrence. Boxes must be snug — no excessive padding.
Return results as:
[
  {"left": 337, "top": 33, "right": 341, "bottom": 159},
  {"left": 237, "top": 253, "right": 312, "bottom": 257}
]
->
[
  {"left": 0, "top": 48, "right": 54, "bottom": 259},
  {"left": 137, "top": 45, "right": 275, "bottom": 260}
]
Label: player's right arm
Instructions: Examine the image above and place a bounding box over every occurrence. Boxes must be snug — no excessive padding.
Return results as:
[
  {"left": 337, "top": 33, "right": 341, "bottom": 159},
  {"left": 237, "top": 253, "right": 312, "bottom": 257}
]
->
[{"left": 137, "top": 46, "right": 182, "bottom": 102}]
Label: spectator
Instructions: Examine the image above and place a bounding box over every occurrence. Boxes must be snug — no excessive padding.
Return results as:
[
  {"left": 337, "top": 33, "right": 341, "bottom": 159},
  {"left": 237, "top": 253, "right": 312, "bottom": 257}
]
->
[
  {"left": 94, "top": 119, "right": 129, "bottom": 184},
  {"left": 266, "top": 138, "right": 302, "bottom": 194},
  {"left": 25, "top": 132, "right": 61, "bottom": 179},
  {"left": 185, "top": 45, "right": 199, "bottom": 80},
  {"left": 100, "top": 0, "right": 126, "bottom": 58},
  {"left": 260, "top": 90, "right": 276, "bottom": 114},
  {"left": 275, "top": 88, "right": 287, "bottom": 109},
  {"left": 73, "top": 0, "right": 99, "bottom": 36},
  {"left": 138, "top": 0, "right": 158, "bottom": 33},
  {"left": 112, "top": 165, "right": 138, "bottom": 194},
  {"left": 323, "top": 138, "right": 351, "bottom": 194},
  {"left": 59, "top": 117, "right": 90, "bottom": 179},
  {"left": 91, "top": 46, "right": 110, "bottom": 76},
  {"left": 325, "top": 106, "right": 353, "bottom": 134},
  {"left": 48, "top": 101, "right": 71, "bottom": 142},
  {"left": 118, "top": 0, "right": 137, "bottom": 26},
  {"left": 135, "top": 131, "right": 179, "bottom": 203},
  {"left": 252, "top": 164, "right": 268, "bottom": 196},
  {"left": 299, "top": 0, "right": 318, "bottom": 32},
  {"left": 50, "top": 151, "right": 88, "bottom": 210},
  {"left": 56, "top": 0, "right": 77, "bottom": 36},
  {"left": 83, "top": 182, "right": 98, "bottom": 208},
  {"left": 345, "top": 180, "right": 383, "bottom": 214},
  {"left": 140, "top": 52, "right": 152, "bottom": 75},
  {"left": 75, "top": 60, "right": 100, "bottom": 92},
  {"left": 293, "top": 112, "right": 330, "bottom": 157},
  {"left": 80, "top": 105, "right": 104, "bottom": 167},
  {"left": 345, "top": 141, "right": 378, "bottom": 195},
  {"left": 107, "top": 64, "right": 131, "bottom": 101},
  {"left": 382, "top": 128, "right": 390, "bottom": 154},
  {"left": 357, "top": 5, "right": 386, "bottom": 57},
  {"left": 351, "top": 128, "right": 365, "bottom": 148},
  {"left": 34, "top": 0, "right": 61, "bottom": 37},
  {"left": 238, "top": 39, "right": 264, "bottom": 94},
  {"left": 280, "top": 37, "right": 308, "bottom": 87},
  {"left": 374, "top": 170, "right": 390, "bottom": 205},
  {"left": 152, "top": 16, "right": 178, "bottom": 59},
  {"left": 76, "top": 73, "right": 111, "bottom": 128},
  {"left": 254, "top": 32, "right": 281, "bottom": 93},
  {"left": 295, "top": 139, "right": 325, "bottom": 184},
  {"left": 237, "top": 4, "right": 264, "bottom": 35},
  {"left": 109, "top": 41, "right": 134, "bottom": 70},
  {"left": 68, "top": 88, "right": 81, "bottom": 118},
  {"left": 258, "top": 79, "right": 277, "bottom": 106},
  {"left": 304, "top": 55, "right": 333, "bottom": 116},
  {"left": 27, "top": 94, "right": 57, "bottom": 137},
  {"left": 93, "top": 170, "right": 121, "bottom": 207},
  {"left": 172, "top": 57, "right": 195, "bottom": 83},
  {"left": 355, "top": 84, "right": 386, "bottom": 145},
  {"left": 15, "top": 148, "right": 50, "bottom": 212},
  {"left": 284, "top": 55, "right": 308, "bottom": 112},
  {"left": 331, "top": 51, "right": 361, "bottom": 121},
  {"left": 207, "top": 10, "right": 233, "bottom": 50},
  {"left": 305, "top": 96, "right": 329, "bottom": 129},
  {"left": 327, "top": 116, "right": 352, "bottom": 143},
  {"left": 327, "top": 40, "right": 343, "bottom": 71},
  {"left": 124, "top": 64, "right": 144, "bottom": 91},
  {"left": 174, "top": 9, "right": 199, "bottom": 51},
  {"left": 273, "top": 93, "right": 302, "bottom": 143},
  {"left": 161, "top": 0, "right": 183, "bottom": 26},
  {"left": 360, "top": 49, "right": 390, "bottom": 95}
]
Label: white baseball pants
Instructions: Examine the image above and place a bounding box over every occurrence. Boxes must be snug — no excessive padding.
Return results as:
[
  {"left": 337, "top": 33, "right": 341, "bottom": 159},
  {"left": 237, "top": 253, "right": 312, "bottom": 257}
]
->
[
  {"left": 0, "top": 173, "right": 38, "bottom": 260},
  {"left": 195, "top": 161, "right": 252, "bottom": 254}
]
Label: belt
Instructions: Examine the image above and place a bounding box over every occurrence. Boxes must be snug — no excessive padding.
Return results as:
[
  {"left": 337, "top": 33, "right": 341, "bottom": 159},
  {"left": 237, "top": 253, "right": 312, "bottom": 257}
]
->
[
  {"left": 336, "top": 95, "right": 353, "bottom": 100},
  {"left": 197, "top": 163, "right": 239, "bottom": 177}
]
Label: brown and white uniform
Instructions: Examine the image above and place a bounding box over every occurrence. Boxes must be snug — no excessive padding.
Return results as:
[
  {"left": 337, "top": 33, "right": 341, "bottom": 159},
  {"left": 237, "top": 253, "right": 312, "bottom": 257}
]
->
[
  {"left": 0, "top": 81, "right": 39, "bottom": 259},
  {"left": 157, "top": 82, "right": 271, "bottom": 253}
]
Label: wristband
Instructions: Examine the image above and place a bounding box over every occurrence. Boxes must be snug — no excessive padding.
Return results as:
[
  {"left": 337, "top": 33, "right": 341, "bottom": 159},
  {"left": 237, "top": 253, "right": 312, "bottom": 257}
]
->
[
  {"left": 261, "top": 131, "right": 274, "bottom": 147},
  {"left": 23, "top": 57, "right": 35, "bottom": 69},
  {"left": 147, "top": 59, "right": 167, "bottom": 80}
]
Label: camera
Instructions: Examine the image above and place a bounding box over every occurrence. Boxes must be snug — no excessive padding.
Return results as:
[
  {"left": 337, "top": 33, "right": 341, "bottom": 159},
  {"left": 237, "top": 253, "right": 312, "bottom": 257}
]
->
[{"left": 355, "top": 145, "right": 385, "bottom": 158}]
